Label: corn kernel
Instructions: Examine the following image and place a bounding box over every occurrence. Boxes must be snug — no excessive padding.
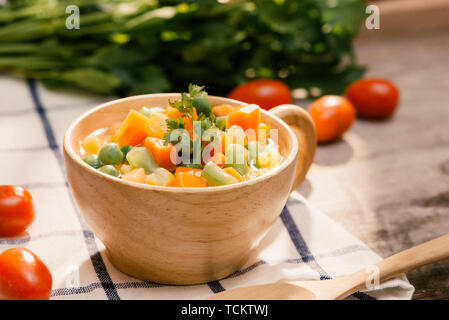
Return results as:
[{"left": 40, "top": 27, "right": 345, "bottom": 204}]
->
[{"left": 257, "top": 152, "right": 270, "bottom": 168}]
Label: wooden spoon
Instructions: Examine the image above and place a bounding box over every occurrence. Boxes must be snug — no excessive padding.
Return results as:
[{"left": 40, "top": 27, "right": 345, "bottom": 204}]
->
[{"left": 210, "top": 233, "right": 449, "bottom": 300}]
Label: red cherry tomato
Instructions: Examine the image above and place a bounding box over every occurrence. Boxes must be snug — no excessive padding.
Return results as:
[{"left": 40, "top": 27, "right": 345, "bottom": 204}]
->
[
  {"left": 228, "top": 79, "right": 292, "bottom": 110},
  {"left": 0, "top": 248, "right": 52, "bottom": 300},
  {"left": 345, "top": 78, "right": 399, "bottom": 119},
  {"left": 308, "top": 95, "right": 355, "bottom": 143},
  {"left": 0, "top": 185, "right": 35, "bottom": 236}
]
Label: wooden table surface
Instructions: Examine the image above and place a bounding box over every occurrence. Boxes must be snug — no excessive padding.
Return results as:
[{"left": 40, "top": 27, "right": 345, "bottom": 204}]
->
[{"left": 296, "top": 29, "right": 449, "bottom": 299}]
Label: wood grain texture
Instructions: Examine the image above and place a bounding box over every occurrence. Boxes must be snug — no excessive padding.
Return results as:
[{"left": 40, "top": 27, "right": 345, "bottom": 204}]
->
[{"left": 296, "top": 29, "right": 449, "bottom": 299}]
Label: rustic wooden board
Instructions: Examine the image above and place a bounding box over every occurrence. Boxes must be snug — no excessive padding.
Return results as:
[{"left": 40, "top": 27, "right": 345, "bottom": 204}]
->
[{"left": 295, "top": 29, "right": 449, "bottom": 299}]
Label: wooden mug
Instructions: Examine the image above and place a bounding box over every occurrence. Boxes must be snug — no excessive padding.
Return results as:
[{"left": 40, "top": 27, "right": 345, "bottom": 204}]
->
[{"left": 63, "top": 95, "right": 316, "bottom": 284}]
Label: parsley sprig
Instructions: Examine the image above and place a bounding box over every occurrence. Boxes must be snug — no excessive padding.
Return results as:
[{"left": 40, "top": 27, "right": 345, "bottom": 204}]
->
[{"left": 163, "top": 84, "right": 220, "bottom": 165}]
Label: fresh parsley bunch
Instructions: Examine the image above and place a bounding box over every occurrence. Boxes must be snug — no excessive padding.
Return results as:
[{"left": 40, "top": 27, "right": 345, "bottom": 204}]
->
[{"left": 0, "top": 0, "right": 367, "bottom": 97}]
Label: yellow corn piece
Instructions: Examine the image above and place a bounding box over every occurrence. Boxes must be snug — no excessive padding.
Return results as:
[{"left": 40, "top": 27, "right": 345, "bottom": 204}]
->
[
  {"left": 121, "top": 168, "right": 146, "bottom": 183},
  {"left": 81, "top": 135, "right": 103, "bottom": 155},
  {"left": 268, "top": 147, "right": 281, "bottom": 169},
  {"left": 257, "top": 152, "right": 270, "bottom": 168},
  {"left": 145, "top": 112, "right": 168, "bottom": 139},
  {"left": 223, "top": 167, "right": 244, "bottom": 182},
  {"left": 146, "top": 168, "right": 175, "bottom": 186}
]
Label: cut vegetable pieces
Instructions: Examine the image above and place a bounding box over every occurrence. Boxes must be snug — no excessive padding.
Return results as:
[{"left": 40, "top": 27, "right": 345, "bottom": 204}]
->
[
  {"left": 145, "top": 112, "right": 168, "bottom": 139},
  {"left": 202, "top": 162, "right": 238, "bottom": 186},
  {"left": 81, "top": 135, "right": 103, "bottom": 154},
  {"left": 223, "top": 167, "right": 244, "bottom": 182},
  {"left": 146, "top": 168, "right": 175, "bottom": 186},
  {"left": 225, "top": 143, "right": 249, "bottom": 176},
  {"left": 226, "top": 104, "right": 261, "bottom": 131},
  {"left": 144, "top": 137, "right": 176, "bottom": 171},
  {"left": 247, "top": 141, "right": 263, "bottom": 163},
  {"left": 174, "top": 167, "right": 208, "bottom": 187},
  {"left": 126, "top": 147, "right": 159, "bottom": 174},
  {"left": 122, "top": 168, "right": 146, "bottom": 184},
  {"left": 111, "top": 110, "right": 149, "bottom": 147},
  {"left": 212, "top": 104, "right": 235, "bottom": 117},
  {"left": 176, "top": 172, "right": 208, "bottom": 187}
]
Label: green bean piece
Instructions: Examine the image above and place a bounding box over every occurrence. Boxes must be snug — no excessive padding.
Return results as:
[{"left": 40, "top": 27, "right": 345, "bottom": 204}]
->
[
  {"left": 120, "top": 145, "right": 132, "bottom": 159},
  {"left": 247, "top": 141, "right": 264, "bottom": 163},
  {"left": 98, "top": 143, "right": 124, "bottom": 165},
  {"left": 82, "top": 154, "right": 103, "bottom": 169},
  {"left": 126, "top": 147, "right": 159, "bottom": 174},
  {"left": 225, "top": 143, "right": 249, "bottom": 176},
  {"left": 202, "top": 162, "right": 238, "bottom": 186},
  {"left": 98, "top": 165, "right": 119, "bottom": 177}
]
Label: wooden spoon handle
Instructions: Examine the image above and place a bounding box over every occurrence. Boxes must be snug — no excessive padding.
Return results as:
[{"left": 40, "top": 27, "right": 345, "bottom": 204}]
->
[
  {"left": 269, "top": 104, "right": 317, "bottom": 191},
  {"left": 376, "top": 233, "right": 449, "bottom": 279},
  {"left": 347, "top": 233, "right": 449, "bottom": 295}
]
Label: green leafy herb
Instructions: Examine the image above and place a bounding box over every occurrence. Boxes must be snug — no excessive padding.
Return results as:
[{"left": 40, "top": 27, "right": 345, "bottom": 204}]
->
[{"left": 0, "top": 1, "right": 367, "bottom": 97}]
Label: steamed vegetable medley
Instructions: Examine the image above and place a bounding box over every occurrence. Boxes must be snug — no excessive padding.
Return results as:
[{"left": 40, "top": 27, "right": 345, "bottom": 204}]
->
[{"left": 80, "top": 85, "right": 282, "bottom": 187}]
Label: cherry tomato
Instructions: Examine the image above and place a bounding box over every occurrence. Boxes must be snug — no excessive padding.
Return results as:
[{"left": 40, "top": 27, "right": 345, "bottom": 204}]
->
[
  {"left": 228, "top": 79, "right": 292, "bottom": 110},
  {"left": 0, "top": 248, "right": 52, "bottom": 300},
  {"left": 345, "top": 78, "right": 399, "bottom": 119},
  {"left": 308, "top": 95, "right": 355, "bottom": 143},
  {"left": 0, "top": 186, "right": 35, "bottom": 236}
]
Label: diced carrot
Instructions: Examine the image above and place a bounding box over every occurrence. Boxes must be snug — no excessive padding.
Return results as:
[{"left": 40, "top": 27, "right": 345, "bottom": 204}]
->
[
  {"left": 111, "top": 110, "right": 149, "bottom": 147},
  {"left": 182, "top": 108, "right": 198, "bottom": 134},
  {"left": 217, "top": 131, "right": 226, "bottom": 154},
  {"left": 166, "top": 106, "right": 198, "bottom": 137},
  {"left": 174, "top": 168, "right": 208, "bottom": 187},
  {"left": 165, "top": 106, "right": 183, "bottom": 119},
  {"left": 212, "top": 104, "right": 235, "bottom": 117},
  {"left": 144, "top": 137, "right": 176, "bottom": 171},
  {"left": 168, "top": 179, "right": 179, "bottom": 187},
  {"left": 175, "top": 167, "right": 202, "bottom": 177},
  {"left": 226, "top": 104, "right": 261, "bottom": 131},
  {"left": 223, "top": 167, "right": 244, "bottom": 182}
]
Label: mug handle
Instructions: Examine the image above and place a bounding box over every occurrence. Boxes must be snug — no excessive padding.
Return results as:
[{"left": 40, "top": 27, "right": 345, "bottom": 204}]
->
[{"left": 269, "top": 104, "right": 317, "bottom": 191}]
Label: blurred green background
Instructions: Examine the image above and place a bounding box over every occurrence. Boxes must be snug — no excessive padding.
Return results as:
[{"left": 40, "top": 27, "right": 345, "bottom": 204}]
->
[{"left": 0, "top": 0, "right": 366, "bottom": 97}]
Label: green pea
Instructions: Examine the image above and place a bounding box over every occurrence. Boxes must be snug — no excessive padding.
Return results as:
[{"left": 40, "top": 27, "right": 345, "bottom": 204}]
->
[
  {"left": 193, "top": 97, "right": 212, "bottom": 116},
  {"left": 98, "top": 143, "right": 124, "bottom": 165},
  {"left": 120, "top": 145, "right": 132, "bottom": 159},
  {"left": 215, "top": 116, "right": 227, "bottom": 131},
  {"left": 98, "top": 165, "right": 119, "bottom": 177},
  {"left": 82, "top": 154, "right": 103, "bottom": 169}
]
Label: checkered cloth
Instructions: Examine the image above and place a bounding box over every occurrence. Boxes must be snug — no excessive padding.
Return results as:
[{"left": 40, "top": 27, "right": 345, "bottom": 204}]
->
[{"left": 0, "top": 76, "right": 415, "bottom": 300}]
